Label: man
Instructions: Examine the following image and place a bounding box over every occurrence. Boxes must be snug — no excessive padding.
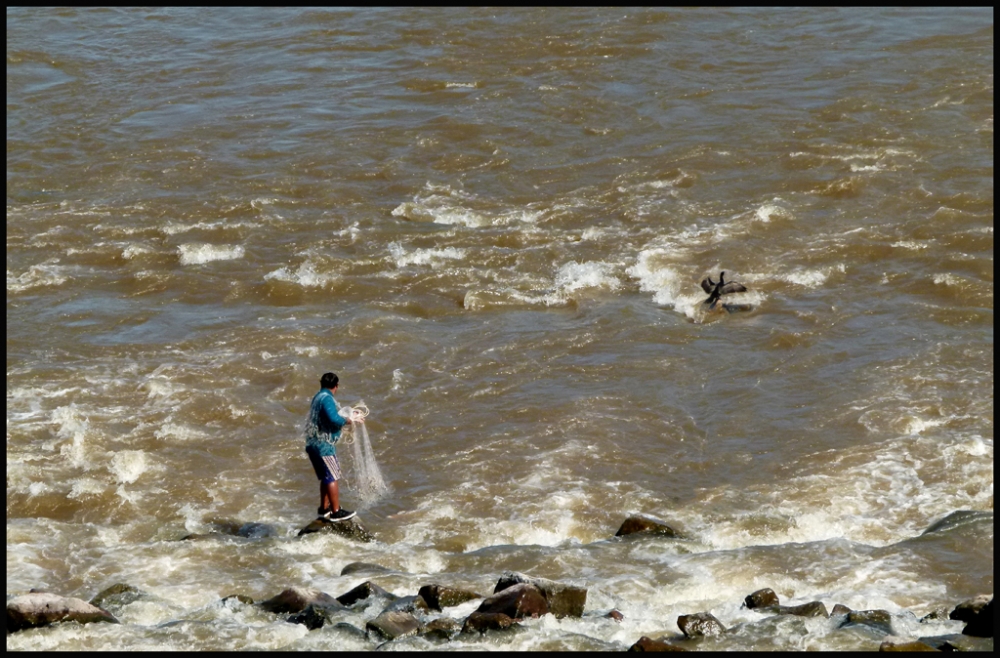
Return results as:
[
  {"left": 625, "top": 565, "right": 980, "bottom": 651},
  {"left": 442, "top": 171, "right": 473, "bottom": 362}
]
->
[{"left": 304, "top": 372, "right": 356, "bottom": 521}]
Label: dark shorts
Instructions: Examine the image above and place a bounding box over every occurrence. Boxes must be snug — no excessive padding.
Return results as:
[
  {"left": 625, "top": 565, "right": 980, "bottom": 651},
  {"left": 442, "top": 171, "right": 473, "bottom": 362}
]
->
[{"left": 306, "top": 445, "right": 343, "bottom": 484}]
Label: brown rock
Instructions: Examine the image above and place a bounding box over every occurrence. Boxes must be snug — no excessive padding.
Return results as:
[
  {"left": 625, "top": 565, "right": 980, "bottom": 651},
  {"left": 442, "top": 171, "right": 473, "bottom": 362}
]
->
[
  {"left": 831, "top": 603, "right": 853, "bottom": 616},
  {"left": 628, "top": 635, "right": 688, "bottom": 651},
  {"left": 382, "top": 595, "right": 430, "bottom": 614},
  {"left": 879, "top": 635, "right": 939, "bottom": 651},
  {"left": 366, "top": 610, "right": 420, "bottom": 641},
  {"left": 462, "top": 611, "right": 517, "bottom": 634},
  {"left": 677, "top": 612, "right": 726, "bottom": 638},
  {"left": 420, "top": 617, "right": 461, "bottom": 640},
  {"left": 842, "top": 609, "right": 894, "bottom": 635},
  {"left": 258, "top": 587, "right": 340, "bottom": 614},
  {"left": 7, "top": 593, "right": 119, "bottom": 633},
  {"left": 494, "top": 571, "right": 587, "bottom": 618},
  {"left": 615, "top": 515, "right": 684, "bottom": 539},
  {"left": 475, "top": 583, "right": 548, "bottom": 619},
  {"left": 418, "top": 584, "right": 482, "bottom": 611},
  {"left": 341, "top": 562, "right": 393, "bottom": 576},
  {"left": 90, "top": 583, "right": 143, "bottom": 613},
  {"left": 744, "top": 588, "right": 779, "bottom": 610},
  {"left": 607, "top": 609, "right": 625, "bottom": 622},
  {"left": 336, "top": 581, "right": 396, "bottom": 607},
  {"left": 777, "top": 601, "right": 829, "bottom": 618}
]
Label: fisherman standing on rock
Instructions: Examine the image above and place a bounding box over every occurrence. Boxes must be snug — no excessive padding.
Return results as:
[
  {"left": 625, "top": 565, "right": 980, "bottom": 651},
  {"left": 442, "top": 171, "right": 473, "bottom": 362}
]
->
[{"left": 304, "top": 372, "right": 357, "bottom": 521}]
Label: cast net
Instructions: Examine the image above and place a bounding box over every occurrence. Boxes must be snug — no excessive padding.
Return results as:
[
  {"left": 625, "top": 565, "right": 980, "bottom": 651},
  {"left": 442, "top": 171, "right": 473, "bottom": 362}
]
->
[{"left": 338, "top": 401, "right": 391, "bottom": 505}]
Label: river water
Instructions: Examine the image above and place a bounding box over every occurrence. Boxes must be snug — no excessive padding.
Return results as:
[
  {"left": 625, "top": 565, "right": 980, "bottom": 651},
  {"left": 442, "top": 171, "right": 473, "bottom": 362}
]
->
[{"left": 6, "top": 7, "right": 993, "bottom": 651}]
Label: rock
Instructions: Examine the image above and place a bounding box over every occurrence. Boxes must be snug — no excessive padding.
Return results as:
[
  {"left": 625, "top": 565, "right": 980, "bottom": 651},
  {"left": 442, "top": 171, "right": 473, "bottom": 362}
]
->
[
  {"left": 677, "top": 612, "right": 726, "bottom": 638},
  {"left": 777, "top": 601, "right": 829, "bottom": 618},
  {"left": 831, "top": 604, "right": 853, "bottom": 616},
  {"left": 336, "top": 581, "right": 396, "bottom": 607},
  {"left": 462, "top": 611, "right": 517, "bottom": 634},
  {"left": 90, "top": 583, "right": 143, "bottom": 614},
  {"left": 961, "top": 597, "right": 992, "bottom": 637},
  {"left": 287, "top": 604, "right": 339, "bottom": 631},
  {"left": 7, "top": 592, "right": 119, "bottom": 633},
  {"left": 236, "top": 522, "right": 278, "bottom": 539},
  {"left": 951, "top": 594, "right": 991, "bottom": 623},
  {"left": 841, "top": 609, "right": 894, "bottom": 635},
  {"left": 258, "top": 587, "right": 342, "bottom": 614},
  {"left": 341, "top": 562, "right": 392, "bottom": 576},
  {"left": 420, "top": 617, "right": 461, "bottom": 641},
  {"left": 382, "top": 595, "right": 430, "bottom": 614},
  {"left": 919, "top": 633, "right": 994, "bottom": 652},
  {"left": 919, "top": 608, "right": 950, "bottom": 622},
  {"left": 494, "top": 571, "right": 587, "bottom": 618},
  {"left": 607, "top": 609, "right": 625, "bottom": 622},
  {"left": 628, "top": 635, "right": 688, "bottom": 651},
  {"left": 475, "top": 583, "right": 548, "bottom": 619},
  {"left": 297, "top": 517, "right": 375, "bottom": 542},
  {"left": 615, "top": 515, "right": 684, "bottom": 539},
  {"left": 221, "top": 594, "right": 254, "bottom": 607},
  {"left": 878, "top": 635, "right": 939, "bottom": 651},
  {"left": 418, "top": 584, "right": 482, "bottom": 611},
  {"left": 366, "top": 610, "right": 420, "bottom": 641},
  {"left": 921, "top": 510, "right": 993, "bottom": 535},
  {"left": 744, "top": 588, "right": 779, "bottom": 610}
]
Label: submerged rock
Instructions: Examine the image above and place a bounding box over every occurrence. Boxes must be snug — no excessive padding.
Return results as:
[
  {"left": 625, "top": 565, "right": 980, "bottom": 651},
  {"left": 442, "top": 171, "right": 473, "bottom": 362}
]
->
[
  {"left": 628, "top": 635, "right": 688, "bottom": 651},
  {"left": 776, "top": 601, "right": 829, "bottom": 618},
  {"left": 382, "top": 594, "right": 430, "bottom": 614},
  {"left": 921, "top": 510, "right": 993, "bottom": 535},
  {"left": 841, "top": 609, "right": 894, "bottom": 635},
  {"left": 236, "top": 522, "right": 278, "bottom": 539},
  {"left": 336, "top": 581, "right": 397, "bottom": 607},
  {"left": 418, "top": 584, "right": 482, "bottom": 611},
  {"left": 341, "top": 562, "right": 393, "bottom": 576},
  {"left": 743, "top": 588, "right": 779, "bottom": 610},
  {"left": 677, "top": 612, "right": 726, "bottom": 638},
  {"left": 615, "top": 514, "right": 684, "bottom": 539},
  {"left": 287, "top": 603, "right": 344, "bottom": 631},
  {"left": 475, "top": 583, "right": 548, "bottom": 619},
  {"left": 420, "top": 617, "right": 462, "bottom": 641},
  {"left": 878, "top": 635, "right": 939, "bottom": 652},
  {"left": 90, "top": 583, "right": 143, "bottom": 614},
  {"left": 918, "top": 633, "right": 994, "bottom": 652},
  {"left": 7, "top": 592, "right": 119, "bottom": 633},
  {"left": 366, "top": 610, "right": 420, "bottom": 641},
  {"left": 297, "top": 517, "right": 375, "bottom": 542},
  {"left": 258, "top": 586, "right": 343, "bottom": 614},
  {"left": 494, "top": 571, "right": 587, "bottom": 618}
]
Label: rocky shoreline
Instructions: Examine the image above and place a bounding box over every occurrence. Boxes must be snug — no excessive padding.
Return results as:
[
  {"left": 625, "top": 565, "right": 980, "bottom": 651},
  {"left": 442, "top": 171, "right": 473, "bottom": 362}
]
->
[{"left": 7, "top": 513, "right": 994, "bottom": 651}]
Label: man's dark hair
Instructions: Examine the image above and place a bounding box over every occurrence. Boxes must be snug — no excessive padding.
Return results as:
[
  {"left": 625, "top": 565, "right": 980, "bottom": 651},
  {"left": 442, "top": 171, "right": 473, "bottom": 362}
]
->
[{"left": 320, "top": 372, "right": 339, "bottom": 389}]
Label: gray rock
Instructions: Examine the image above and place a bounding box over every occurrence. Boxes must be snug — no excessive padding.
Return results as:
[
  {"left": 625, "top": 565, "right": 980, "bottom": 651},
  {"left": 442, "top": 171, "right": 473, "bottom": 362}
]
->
[
  {"left": 744, "top": 588, "right": 779, "bottom": 610},
  {"left": 831, "top": 603, "right": 853, "bottom": 617},
  {"left": 336, "top": 581, "right": 397, "bottom": 607},
  {"left": 382, "top": 595, "right": 430, "bottom": 615},
  {"left": 677, "top": 612, "right": 726, "bottom": 638},
  {"left": 475, "top": 583, "right": 548, "bottom": 619},
  {"left": 297, "top": 517, "right": 375, "bottom": 542},
  {"left": 258, "top": 587, "right": 342, "bottom": 614},
  {"left": 494, "top": 571, "right": 587, "bottom": 618},
  {"left": 418, "top": 584, "right": 482, "bottom": 611},
  {"left": 615, "top": 515, "right": 684, "bottom": 539},
  {"left": 628, "top": 635, "right": 688, "bottom": 651},
  {"left": 777, "top": 601, "right": 829, "bottom": 618},
  {"left": 366, "top": 610, "right": 420, "bottom": 641},
  {"left": 7, "top": 592, "right": 119, "bottom": 633},
  {"left": 341, "top": 562, "right": 393, "bottom": 576}
]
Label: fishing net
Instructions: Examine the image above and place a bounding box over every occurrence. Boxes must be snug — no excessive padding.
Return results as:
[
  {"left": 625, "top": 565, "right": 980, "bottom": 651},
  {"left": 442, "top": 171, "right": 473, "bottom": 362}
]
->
[{"left": 338, "top": 401, "right": 391, "bottom": 506}]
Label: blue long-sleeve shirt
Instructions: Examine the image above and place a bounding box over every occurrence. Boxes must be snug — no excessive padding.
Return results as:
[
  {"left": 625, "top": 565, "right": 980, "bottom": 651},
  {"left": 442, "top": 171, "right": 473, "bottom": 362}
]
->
[{"left": 304, "top": 389, "right": 346, "bottom": 457}]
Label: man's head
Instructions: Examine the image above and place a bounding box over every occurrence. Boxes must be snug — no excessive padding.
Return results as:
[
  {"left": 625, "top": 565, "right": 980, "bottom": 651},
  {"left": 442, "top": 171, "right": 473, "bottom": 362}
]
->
[{"left": 320, "top": 372, "right": 339, "bottom": 390}]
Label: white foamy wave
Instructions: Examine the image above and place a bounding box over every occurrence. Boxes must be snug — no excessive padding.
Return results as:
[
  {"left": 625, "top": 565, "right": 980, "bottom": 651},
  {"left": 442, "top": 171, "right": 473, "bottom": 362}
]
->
[
  {"left": 932, "top": 273, "right": 963, "bottom": 287},
  {"left": 555, "top": 261, "right": 621, "bottom": 293},
  {"left": 753, "top": 203, "right": 793, "bottom": 223},
  {"left": 68, "top": 478, "right": 107, "bottom": 500},
  {"left": 778, "top": 264, "right": 844, "bottom": 288},
  {"left": 177, "top": 243, "right": 244, "bottom": 265},
  {"left": 388, "top": 242, "right": 467, "bottom": 267},
  {"left": 626, "top": 250, "right": 697, "bottom": 312},
  {"left": 7, "top": 260, "right": 70, "bottom": 293},
  {"left": 391, "top": 200, "right": 490, "bottom": 228},
  {"left": 154, "top": 423, "right": 207, "bottom": 442},
  {"left": 445, "top": 81, "right": 478, "bottom": 88},
  {"left": 109, "top": 450, "right": 148, "bottom": 484},
  {"left": 264, "top": 261, "right": 337, "bottom": 288},
  {"left": 121, "top": 244, "right": 153, "bottom": 260}
]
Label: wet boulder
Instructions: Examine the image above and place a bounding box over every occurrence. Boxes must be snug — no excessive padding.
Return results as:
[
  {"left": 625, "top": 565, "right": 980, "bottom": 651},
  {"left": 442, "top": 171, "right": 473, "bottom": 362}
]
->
[
  {"left": 420, "top": 617, "right": 462, "bottom": 641},
  {"left": 366, "top": 610, "right": 420, "bottom": 642},
  {"left": 418, "top": 584, "right": 482, "bottom": 611},
  {"left": 615, "top": 514, "right": 684, "bottom": 539},
  {"left": 475, "top": 582, "right": 548, "bottom": 619},
  {"left": 336, "top": 581, "right": 397, "bottom": 607},
  {"left": 744, "top": 588, "right": 779, "bottom": 610},
  {"left": 918, "top": 633, "right": 994, "bottom": 651},
  {"left": 841, "top": 609, "right": 894, "bottom": 635},
  {"left": 341, "top": 562, "right": 393, "bottom": 576},
  {"left": 297, "top": 517, "right": 375, "bottom": 542},
  {"left": 287, "top": 604, "right": 342, "bottom": 631},
  {"left": 494, "top": 571, "right": 587, "bottom": 618},
  {"left": 960, "top": 597, "right": 992, "bottom": 637},
  {"left": 677, "top": 612, "right": 726, "bottom": 638},
  {"left": 776, "top": 601, "right": 829, "bottom": 618},
  {"left": 7, "top": 592, "right": 119, "bottom": 633},
  {"left": 607, "top": 609, "right": 625, "bottom": 622},
  {"left": 236, "top": 522, "right": 278, "bottom": 539},
  {"left": 382, "top": 594, "right": 430, "bottom": 614},
  {"left": 462, "top": 611, "right": 517, "bottom": 634},
  {"left": 878, "top": 635, "right": 939, "bottom": 652},
  {"left": 258, "top": 586, "right": 343, "bottom": 614},
  {"left": 628, "top": 635, "right": 688, "bottom": 651}
]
